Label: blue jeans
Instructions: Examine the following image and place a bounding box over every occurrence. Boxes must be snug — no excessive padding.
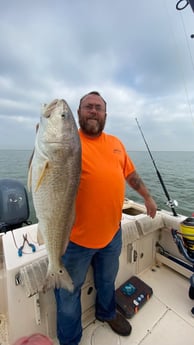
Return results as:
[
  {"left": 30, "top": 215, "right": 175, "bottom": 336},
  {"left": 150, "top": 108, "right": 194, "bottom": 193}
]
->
[{"left": 54, "top": 227, "right": 122, "bottom": 345}]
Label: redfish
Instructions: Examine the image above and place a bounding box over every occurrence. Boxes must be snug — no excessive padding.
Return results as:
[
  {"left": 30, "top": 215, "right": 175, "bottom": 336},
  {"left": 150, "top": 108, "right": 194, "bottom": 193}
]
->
[{"left": 28, "top": 99, "right": 81, "bottom": 292}]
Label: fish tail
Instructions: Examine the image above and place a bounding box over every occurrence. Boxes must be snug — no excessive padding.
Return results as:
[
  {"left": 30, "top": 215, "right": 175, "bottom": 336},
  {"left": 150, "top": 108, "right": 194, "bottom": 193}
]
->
[{"left": 43, "top": 267, "right": 74, "bottom": 293}]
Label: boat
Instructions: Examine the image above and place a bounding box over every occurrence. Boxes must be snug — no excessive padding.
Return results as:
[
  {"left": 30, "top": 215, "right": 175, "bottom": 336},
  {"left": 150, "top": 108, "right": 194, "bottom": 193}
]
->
[{"left": 0, "top": 178, "right": 194, "bottom": 345}]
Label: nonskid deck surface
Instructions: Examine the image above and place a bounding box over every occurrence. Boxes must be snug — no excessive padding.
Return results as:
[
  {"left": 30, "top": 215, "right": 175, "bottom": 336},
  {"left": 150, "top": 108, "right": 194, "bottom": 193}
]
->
[
  {"left": 75, "top": 265, "right": 194, "bottom": 345},
  {"left": 1, "top": 264, "right": 194, "bottom": 345}
]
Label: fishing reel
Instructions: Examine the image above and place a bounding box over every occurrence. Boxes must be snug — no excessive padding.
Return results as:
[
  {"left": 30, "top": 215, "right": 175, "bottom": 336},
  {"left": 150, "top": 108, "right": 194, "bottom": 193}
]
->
[
  {"left": 176, "top": 0, "right": 194, "bottom": 12},
  {"left": 164, "top": 199, "right": 179, "bottom": 217},
  {"left": 171, "top": 217, "right": 194, "bottom": 315},
  {"left": 166, "top": 199, "right": 178, "bottom": 208},
  {"left": 176, "top": 0, "right": 194, "bottom": 38}
]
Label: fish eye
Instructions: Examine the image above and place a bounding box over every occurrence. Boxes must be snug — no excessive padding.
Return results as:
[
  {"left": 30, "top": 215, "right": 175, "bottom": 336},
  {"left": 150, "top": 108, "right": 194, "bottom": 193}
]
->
[
  {"left": 61, "top": 112, "right": 67, "bottom": 118},
  {"left": 43, "top": 112, "right": 51, "bottom": 118}
]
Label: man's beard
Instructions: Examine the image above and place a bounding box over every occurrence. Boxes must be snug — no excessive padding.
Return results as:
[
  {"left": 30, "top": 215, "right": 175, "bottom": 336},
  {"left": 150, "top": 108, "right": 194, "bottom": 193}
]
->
[{"left": 79, "top": 117, "right": 106, "bottom": 136}]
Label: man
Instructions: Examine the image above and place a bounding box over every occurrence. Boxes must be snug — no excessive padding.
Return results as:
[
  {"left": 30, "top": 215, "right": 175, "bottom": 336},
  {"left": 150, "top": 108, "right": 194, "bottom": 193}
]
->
[{"left": 54, "top": 91, "right": 157, "bottom": 345}]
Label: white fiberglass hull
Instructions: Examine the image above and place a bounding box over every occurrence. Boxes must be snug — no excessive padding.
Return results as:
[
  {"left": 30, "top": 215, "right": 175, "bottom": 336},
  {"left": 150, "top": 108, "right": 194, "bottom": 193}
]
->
[{"left": 0, "top": 199, "right": 194, "bottom": 344}]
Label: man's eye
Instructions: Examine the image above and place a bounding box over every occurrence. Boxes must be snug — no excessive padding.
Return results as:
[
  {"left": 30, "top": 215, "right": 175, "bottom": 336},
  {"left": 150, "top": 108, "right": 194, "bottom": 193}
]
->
[{"left": 84, "top": 105, "right": 104, "bottom": 112}]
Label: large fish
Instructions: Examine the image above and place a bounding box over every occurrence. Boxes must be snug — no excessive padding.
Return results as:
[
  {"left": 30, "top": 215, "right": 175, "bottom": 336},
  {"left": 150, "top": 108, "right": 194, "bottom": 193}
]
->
[{"left": 28, "top": 99, "right": 81, "bottom": 292}]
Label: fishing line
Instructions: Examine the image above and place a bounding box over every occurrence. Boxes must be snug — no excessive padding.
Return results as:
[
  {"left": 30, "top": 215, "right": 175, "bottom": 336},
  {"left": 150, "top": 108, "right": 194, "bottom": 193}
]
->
[
  {"left": 135, "top": 118, "right": 178, "bottom": 217},
  {"left": 163, "top": 0, "right": 194, "bottom": 126},
  {"left": 178, "top": 10, "right": 194, "bottom": 125}
]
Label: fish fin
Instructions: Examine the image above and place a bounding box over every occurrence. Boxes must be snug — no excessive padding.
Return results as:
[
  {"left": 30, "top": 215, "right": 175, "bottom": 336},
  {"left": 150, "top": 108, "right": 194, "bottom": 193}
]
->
[
  {"left": 35, "top": 160, "right": 49, "bottom": 192},
  {"left": 37, "top": 226, "right": 45, "bottom": 245},
  {"left": 43, "top": 266, "right": 74, "bottom": 293},
  {"left": 27, "top": 164, "right": 32, "bottom": 191},
  {"left": 28, "top": 149, "right": 35, "bottom": 170}
]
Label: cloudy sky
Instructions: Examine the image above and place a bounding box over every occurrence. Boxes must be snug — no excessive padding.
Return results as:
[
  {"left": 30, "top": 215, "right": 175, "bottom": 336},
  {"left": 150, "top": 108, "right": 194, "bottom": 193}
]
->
[{"left": 0, "top": 0, "right": 194, "bottom": 151}]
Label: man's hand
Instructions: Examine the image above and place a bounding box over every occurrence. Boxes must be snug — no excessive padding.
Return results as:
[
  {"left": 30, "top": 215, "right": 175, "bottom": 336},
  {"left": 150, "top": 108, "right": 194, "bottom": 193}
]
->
[{"left": 144, "top": 196, "right": 157, "bottom": 218}]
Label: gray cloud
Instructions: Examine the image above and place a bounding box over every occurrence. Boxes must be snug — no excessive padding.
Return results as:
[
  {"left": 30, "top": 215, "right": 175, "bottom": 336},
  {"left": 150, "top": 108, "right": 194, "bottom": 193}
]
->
[{"left": 0, "top": 0, "right": 193, "bottom": 150}]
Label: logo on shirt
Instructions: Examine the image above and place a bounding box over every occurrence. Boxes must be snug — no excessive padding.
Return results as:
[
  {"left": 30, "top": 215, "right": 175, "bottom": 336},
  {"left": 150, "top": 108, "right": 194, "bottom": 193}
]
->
[{"left": 113, "top": 148, "right": 122, "bottom": 154}]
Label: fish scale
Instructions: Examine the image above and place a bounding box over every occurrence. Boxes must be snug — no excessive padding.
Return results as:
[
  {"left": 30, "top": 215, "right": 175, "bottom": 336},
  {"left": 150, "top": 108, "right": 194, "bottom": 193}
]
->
[{"left": 28, "top": 99, "right": 81, "bottom": 292}]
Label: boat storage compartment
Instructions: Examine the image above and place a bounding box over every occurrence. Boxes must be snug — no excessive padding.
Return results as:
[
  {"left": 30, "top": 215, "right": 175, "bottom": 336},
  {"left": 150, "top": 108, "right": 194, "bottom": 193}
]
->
[
  {"left": 2, "top": 224, "right": 96, "bottom": 343},
  {"left": 122, "top": 207, "right": 143, "bottom": 216}
]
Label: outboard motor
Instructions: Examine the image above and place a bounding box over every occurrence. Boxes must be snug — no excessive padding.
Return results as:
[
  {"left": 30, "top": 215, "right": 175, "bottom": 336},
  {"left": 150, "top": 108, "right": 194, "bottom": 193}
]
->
[
  {"left": 0, "top": 178, "right": 30, "bottom": 233},
  {"left": 172, "top": 217, "right": 194, "bottom": 315}
]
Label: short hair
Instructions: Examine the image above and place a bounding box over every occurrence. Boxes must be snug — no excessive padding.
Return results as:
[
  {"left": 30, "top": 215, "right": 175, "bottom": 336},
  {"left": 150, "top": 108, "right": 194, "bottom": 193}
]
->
[{"left": 78, "top": 91, "right": 107, "bottom": 110}]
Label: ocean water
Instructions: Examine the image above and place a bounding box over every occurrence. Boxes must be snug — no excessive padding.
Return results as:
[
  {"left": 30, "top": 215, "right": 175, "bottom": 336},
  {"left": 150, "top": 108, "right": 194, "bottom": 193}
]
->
[
  {"left": 0, "top": 149, "right": 193, "bottom": 225},
  {"left": 127, "top": 150, "right": 194, "bottom": 217}
]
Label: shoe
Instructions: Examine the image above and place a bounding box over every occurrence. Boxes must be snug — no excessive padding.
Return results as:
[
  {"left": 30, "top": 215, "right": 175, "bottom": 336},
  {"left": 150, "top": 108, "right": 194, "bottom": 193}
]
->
[
  {"left": 97, "top": 311, "right": 132, "bottom": 336},
  {"left": 189, "top": 285, "right": 194, "bottom": 300}
]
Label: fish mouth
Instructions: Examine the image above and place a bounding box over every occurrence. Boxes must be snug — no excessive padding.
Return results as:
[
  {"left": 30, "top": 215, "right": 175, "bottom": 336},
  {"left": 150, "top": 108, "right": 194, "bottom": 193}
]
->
[
  {"left": 44, "top": 141, "right": 65, "bottom": 145},
  {"left": 43, "top": 139, "right": 72, "bottom": 146}
]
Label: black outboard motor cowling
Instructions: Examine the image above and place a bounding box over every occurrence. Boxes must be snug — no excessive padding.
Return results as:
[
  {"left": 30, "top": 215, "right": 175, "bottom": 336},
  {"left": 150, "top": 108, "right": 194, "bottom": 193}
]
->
[{"left": 0, "top": 179, "right": 30, "bottom": 233}]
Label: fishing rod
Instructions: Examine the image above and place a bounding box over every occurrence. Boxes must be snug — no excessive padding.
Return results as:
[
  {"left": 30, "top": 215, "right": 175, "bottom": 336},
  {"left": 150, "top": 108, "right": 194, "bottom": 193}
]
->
[{"left": 135, "top": 118, "right": 178, "bottom": 217}]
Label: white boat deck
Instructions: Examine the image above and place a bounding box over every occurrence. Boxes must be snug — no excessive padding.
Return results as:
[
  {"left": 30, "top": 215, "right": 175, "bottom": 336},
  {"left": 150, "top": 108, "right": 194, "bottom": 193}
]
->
[
  {"left": 0, "top": 253, "right": 194, "bottom": 345},
  {"left": 76, "top": 264, "right": 194, "bottom": 345}
]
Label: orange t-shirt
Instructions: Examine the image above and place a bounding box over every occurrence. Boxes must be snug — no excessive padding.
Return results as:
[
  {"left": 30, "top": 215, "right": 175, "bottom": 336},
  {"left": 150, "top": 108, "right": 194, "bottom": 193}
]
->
[{"left": 70, "top": 130, "right": 135, "bottom": 248}]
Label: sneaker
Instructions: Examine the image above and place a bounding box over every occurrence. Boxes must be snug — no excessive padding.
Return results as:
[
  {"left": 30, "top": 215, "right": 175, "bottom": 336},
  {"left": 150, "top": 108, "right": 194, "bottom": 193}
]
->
[
  {"left": 97, "top": 311, "right": 132, "bottom": 336},
  {"left": 189, "top": 285, "right": 194, "bottom": 300}
]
